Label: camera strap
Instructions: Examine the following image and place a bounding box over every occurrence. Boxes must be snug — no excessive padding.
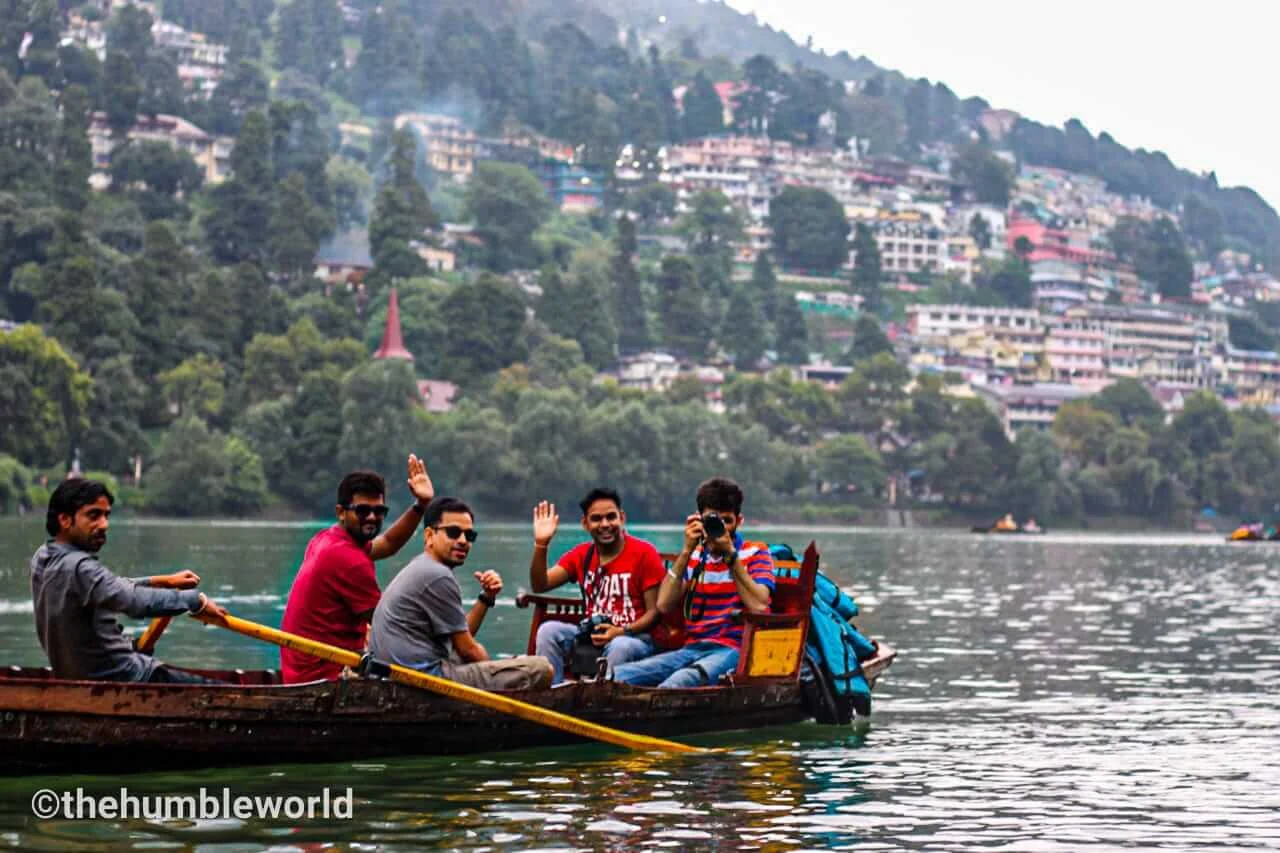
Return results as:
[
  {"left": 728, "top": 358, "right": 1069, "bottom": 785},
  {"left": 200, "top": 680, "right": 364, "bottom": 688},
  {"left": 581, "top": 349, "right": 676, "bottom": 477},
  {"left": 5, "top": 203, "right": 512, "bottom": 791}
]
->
[{"left": 578, "top": 544, "right": 598, "bottom": 615}]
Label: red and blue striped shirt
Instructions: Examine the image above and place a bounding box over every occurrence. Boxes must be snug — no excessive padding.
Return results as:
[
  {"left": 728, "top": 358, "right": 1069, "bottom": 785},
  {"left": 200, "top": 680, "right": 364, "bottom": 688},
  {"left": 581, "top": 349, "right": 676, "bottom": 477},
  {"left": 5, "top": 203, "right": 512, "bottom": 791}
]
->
[{"left": 683, "top": 534, "right": 775, "bottom": 649}]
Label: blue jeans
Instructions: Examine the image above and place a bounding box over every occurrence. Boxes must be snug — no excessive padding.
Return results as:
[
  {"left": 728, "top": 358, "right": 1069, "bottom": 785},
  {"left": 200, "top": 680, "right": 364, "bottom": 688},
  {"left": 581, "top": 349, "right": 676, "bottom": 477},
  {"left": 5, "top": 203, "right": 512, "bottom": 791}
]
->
[
  {"left": 611, "top": 641, "right": 739, "bottom": 688},
  {"left": 535, "top": 620, "right": 657, "bottom": 685}
]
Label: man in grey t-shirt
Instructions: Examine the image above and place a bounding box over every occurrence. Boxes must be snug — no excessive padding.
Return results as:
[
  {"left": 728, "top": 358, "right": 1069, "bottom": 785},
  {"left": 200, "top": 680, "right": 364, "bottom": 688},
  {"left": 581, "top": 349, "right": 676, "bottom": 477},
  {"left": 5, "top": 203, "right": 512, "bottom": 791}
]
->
[
  {"left": 32, "top": 479, "right": 229, "bottom": 682},
  {"left": 369, "top": 497, "right": 551, "bottom": 690}
]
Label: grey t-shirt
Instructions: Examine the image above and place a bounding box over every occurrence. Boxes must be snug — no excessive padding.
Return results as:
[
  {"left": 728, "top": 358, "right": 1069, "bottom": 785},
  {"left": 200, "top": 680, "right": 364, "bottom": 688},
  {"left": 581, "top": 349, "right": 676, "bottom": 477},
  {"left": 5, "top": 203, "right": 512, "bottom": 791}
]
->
[
  {"left": 30, "top": 541, "right": 202, "bottom": 681},
  {"left": 368, "top": 553, "right": 469, "bottom": 674}
]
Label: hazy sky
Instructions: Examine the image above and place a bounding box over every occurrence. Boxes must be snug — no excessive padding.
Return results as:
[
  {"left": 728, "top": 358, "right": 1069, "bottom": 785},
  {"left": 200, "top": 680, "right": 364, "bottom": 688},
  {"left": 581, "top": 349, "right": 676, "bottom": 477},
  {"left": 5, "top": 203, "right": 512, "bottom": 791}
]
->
[{"left": 725, "top": 0, "right": 1279, "bottom": 210}]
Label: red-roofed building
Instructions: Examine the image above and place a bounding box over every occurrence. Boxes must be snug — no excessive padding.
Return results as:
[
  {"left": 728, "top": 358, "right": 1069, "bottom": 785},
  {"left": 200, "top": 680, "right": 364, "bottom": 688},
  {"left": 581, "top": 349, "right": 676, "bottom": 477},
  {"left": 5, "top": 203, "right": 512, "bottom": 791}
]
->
[{"left": 1007, "top": 217, "right": 1111, "bottom": 266}]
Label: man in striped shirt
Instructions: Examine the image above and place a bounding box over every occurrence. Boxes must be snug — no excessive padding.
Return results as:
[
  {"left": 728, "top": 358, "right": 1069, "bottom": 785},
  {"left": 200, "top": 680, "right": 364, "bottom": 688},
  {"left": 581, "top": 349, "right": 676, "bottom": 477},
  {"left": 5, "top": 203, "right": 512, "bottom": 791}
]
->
[{"left": 611, "top": 477, "right": 774, "bottom": 688}]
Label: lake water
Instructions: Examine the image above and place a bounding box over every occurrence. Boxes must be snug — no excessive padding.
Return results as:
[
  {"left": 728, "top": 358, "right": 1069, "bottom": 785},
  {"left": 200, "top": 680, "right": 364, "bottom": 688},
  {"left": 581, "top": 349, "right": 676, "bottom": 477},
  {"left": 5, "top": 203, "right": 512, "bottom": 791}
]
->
[{"left": 0, "top": 518, "right": 1277, "bottom": 850}]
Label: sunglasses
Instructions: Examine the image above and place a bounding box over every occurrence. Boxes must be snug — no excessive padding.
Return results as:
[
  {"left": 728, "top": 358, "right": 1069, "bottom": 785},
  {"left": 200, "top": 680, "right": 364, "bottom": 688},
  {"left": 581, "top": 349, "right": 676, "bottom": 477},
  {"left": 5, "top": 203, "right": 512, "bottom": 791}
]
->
[
  {"left": 344, "top": 503, "right": 390, "bottom": 520},
  {"left": 431, "top": 525, "right": 478, "bottom": 543}
]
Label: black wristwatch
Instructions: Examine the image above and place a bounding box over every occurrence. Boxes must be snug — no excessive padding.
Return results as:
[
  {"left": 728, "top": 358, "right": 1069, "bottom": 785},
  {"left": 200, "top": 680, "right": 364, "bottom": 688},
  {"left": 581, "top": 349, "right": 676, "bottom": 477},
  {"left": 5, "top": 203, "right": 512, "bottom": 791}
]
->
[
  {"left": 478, "top": 592, "right": 497, "bottom": 607},
  {"left": 411, "top": 502, "right": 427, "bottom": 515}
]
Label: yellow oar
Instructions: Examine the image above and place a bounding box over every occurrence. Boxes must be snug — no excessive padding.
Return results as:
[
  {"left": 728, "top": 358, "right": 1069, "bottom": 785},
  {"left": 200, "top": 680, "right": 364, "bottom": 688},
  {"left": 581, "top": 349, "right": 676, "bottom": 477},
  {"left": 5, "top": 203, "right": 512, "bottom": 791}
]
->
[
  {"left": 192, "top": 610, "right": 709, "bottom": 755},
  {"left": 136, "top": 617, "right": 172, "bottom": 654}
]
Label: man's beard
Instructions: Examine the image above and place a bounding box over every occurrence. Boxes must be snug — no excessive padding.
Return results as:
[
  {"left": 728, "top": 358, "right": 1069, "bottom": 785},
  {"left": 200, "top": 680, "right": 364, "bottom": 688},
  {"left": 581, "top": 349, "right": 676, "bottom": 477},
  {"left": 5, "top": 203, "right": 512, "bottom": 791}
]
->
[{"left": 349, "top": 522, "right": 381, "bottom": 543}]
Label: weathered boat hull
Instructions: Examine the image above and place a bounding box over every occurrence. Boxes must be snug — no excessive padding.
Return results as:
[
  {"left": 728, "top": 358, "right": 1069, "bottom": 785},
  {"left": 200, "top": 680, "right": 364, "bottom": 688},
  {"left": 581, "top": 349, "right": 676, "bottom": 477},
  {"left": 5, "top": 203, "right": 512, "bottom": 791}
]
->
[{"left": 0, "top": 645, "right": 894, "bottom": 775}]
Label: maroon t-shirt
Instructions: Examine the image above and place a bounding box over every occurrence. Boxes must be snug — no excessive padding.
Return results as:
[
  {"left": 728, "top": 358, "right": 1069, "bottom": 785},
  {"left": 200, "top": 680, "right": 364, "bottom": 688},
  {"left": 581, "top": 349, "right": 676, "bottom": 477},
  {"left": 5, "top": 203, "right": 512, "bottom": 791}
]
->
[
  {"left": 280, "top": 525, "right": 381, "bottom": 683},
  {"left": 557, "top": 534, "right": 665, "bottom": 625}
]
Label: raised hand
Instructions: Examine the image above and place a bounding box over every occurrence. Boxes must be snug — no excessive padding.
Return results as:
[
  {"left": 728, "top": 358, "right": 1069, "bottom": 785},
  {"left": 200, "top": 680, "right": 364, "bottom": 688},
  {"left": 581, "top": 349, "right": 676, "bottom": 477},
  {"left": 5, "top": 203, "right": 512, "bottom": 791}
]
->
[
  {"left": 532, "top": 500, "right": 559, "bottom": 546},
  {"left": 407, "top": 453, "right": 435, "bottom": 506},
  {"left": 474, "top": 570, "right": 503, "bottom": 598}
]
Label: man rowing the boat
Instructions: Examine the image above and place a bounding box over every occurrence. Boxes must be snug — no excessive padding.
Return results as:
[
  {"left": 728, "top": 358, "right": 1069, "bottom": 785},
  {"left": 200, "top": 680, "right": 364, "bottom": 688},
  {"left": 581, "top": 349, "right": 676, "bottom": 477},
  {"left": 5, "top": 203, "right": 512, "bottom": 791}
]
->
[
  {"left": 529, "top": 488, "right": 667, "bottom": 684},
  {"left": 612, "top": 477, "right": 775, "bottom": 688},
  {"left": 31, "top": 479, "right": 229, "bottom": 683},
  {"left": 279, "top": 457, "right": 435, "bottom": 684},
  {"left": 368, "top": 497, "right": 552, "bottom": 690}
]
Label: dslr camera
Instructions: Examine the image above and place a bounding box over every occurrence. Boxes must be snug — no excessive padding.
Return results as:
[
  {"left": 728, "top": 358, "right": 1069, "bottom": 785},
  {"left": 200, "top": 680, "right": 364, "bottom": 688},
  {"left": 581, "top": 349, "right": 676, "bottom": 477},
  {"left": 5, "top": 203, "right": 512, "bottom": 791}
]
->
[
  {"left": 577, "top": 612, "right": 613, "bottom": 637},
  {"left": 701, "top": 512, "right": 727, "bottom": 541}
]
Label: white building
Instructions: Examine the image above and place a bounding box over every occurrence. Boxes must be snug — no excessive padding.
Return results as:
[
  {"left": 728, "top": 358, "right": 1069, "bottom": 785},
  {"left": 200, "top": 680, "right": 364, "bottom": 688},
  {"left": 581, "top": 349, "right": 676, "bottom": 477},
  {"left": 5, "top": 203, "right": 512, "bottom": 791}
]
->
[{"left": 905, "top": 304, "right": 1042, "bottom": 345}]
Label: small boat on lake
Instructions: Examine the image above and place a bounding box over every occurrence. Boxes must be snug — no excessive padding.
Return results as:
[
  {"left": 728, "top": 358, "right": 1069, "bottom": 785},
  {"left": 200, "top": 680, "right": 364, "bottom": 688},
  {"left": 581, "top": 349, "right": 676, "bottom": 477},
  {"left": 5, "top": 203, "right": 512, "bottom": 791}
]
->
[{"left": 0, "top": 543, "right": 894, "bottom": 775}]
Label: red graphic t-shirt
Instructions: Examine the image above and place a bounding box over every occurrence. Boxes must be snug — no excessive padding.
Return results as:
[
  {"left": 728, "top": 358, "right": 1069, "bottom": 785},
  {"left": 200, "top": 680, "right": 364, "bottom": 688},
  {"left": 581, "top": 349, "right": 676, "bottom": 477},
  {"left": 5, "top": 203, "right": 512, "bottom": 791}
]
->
[
  {"left": 279, "top": 525, "right": 381, "bottom": 683},
  {"left": 557, "top": 534, "right": 665, "bottom": 625}
]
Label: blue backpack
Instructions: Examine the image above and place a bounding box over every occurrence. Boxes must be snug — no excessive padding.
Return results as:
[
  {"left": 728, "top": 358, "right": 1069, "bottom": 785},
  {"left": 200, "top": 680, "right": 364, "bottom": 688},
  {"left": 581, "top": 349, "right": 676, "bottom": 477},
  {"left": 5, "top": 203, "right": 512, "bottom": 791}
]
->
[{"left": 770, "top": 544, "right": 878, "bottom": 722}]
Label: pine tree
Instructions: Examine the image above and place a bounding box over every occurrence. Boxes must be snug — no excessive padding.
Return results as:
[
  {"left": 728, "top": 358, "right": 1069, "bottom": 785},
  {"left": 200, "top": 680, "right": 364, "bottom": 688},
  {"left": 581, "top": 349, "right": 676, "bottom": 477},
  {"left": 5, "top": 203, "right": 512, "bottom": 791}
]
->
[
  {"left": 612, "top": 216, "right": 651, "bottom": 353},
  {"left": 750, "top": 251, "right": 779, "bottom": 316},
  {"left": 52, "top": 85, "right": 92, "bottom": 212},
  {"left": 657, "top": 255, "right": 709, "bottom": 358},
  {"left": 722, "top": 287, "right": 766, "bottom": 369},
  {"left": 368, "top": 129, "right": 435, "bottom": 273},
  {"left": 852, "top": 223, "right": 883, "bottom": 317},
  {"left": 682, "top": 70, "right": 724, "bottom": 139},
  {"left": 774, "top": 292, "right": 809, "bottom": 365},
  {"left": 847, "top": 313, "right": 893, "bottom": 364},
  {"left": 206, "top": 110, "right": 272, "bottom": 264}
]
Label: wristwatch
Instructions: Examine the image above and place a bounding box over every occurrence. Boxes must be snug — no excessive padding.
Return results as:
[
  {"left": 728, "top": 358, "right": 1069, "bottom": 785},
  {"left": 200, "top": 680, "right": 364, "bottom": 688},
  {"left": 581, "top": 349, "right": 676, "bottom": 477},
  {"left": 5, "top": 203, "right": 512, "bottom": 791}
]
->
[
  {"left": 411, "top": 502, "right": 426, "bottom": 515},
  {"left": 478, "top": 592, "right": 496, "bottom": 607}
]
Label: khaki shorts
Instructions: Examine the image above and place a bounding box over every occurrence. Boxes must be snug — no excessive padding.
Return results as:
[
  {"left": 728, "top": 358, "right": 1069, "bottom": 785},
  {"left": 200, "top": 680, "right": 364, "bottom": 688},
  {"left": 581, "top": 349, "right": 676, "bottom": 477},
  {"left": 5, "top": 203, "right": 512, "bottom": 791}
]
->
[{"left": 440, "top": 655, "right": 552, "bottom": 691}]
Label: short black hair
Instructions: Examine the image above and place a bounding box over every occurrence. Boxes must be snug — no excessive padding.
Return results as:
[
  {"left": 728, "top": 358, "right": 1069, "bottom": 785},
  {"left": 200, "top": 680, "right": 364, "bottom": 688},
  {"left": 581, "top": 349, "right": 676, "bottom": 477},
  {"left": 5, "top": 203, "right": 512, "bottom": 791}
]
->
[
  {"left": 696, "top": 477, "right": 744, "bottom": 515},
  {"left": 579, "top": 487, "right": 622, "bottom": 516},
  {"left": 424, "top": 496, "right": 473, "bottom": 530},
  {"left": 47, "top": 479, "right": 114, "bottom": 536},
  {"left": 337, "top": 471, "right": 386, "bottom": 506}
]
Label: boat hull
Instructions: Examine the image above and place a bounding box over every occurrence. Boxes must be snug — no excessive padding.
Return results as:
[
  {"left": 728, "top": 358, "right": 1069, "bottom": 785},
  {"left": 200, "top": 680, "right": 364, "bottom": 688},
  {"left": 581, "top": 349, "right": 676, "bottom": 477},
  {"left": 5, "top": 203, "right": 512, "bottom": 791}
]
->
[{"left": 0, "top": 646, "right": 894, "bottom": 775}]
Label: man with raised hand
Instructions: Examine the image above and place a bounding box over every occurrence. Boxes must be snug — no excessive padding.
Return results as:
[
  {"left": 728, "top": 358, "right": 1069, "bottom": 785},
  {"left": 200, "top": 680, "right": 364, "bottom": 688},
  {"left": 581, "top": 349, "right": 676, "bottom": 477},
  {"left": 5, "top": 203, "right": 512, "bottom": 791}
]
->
[
  {"left": 279, "top": 455, "right": 435, "bottom": 683},
  {"left": 529, "top": 488, "right": 666, "bottom": 683}
]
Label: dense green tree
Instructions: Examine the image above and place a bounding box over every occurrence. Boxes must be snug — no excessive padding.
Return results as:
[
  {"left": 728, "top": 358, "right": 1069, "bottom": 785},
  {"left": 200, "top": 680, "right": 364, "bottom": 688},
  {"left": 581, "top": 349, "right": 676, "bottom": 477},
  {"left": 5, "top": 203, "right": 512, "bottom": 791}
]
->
[
  {"left": 969, "top": 213, "right": 992, "bottom": 251},
  {"left": 205, "top": 110, "right": 272, "bottom": 264},
  {"left": 0, "top": 324, "right": 91, "bottom": 468},
  {"left": 612, "top": 215, "right": 650, "bottom": 353},
  {"left": 328, "top": 156, "right": 373, "bottom": 231},
  {"left": 1091, "top": 378, "right": 1164, "bottom": 429},
  {"left": 466, "top": 161, "right": 552, "bottom": 272},
  {"left": 722, "top": 286, "right": 766, "bottom": 368},
  {"left": 986, "top": 257, "right": 1033, "bottom": 307},
  {"left": 80, "top": 355, "right": 146, "bottom": 473},
  {"left": 656, "top": 254, "right": 708, "bottom": 358},
  {"left": 158, "top": 353, "right": 226, "bottom": 420},
  {"left": 368, "top": 128, "right": 434, "bottom": 277},
  {"left": 110, "top": 139, "right": 204, "bottom": 197},
  {"left": 147, "top": 416, "right": 232, "bottom": 515},
  {"left": 101, "top": 51, "right": 141, "bottom": 140},
  {"left": 51, "top": 85, "right": 92, "bottom": 212},
  {"left": 750, "top": 251, "right": 779, "bottom": 316},
  {"left": 817, "top": 434, "right": 885, "bottom": 497},
  {"left": 682, "top": 70, "right": 724, "bottom": 139},
  {"left": 275, "top": 0, "right": 344, "bottom": 85},
  {"left": 847, "top": 313, "right": 893, "bottom": 364},
  {"left": 954, "top": 143, "right": 1013, "bottom": 206},
  {"left": 437, "top": 273, "right": 528, "bottom": 384},
  {"left": 677, "top": 190, "right": 742, "bottom": 291},
  {"left": 851, "top": 223, "right": 882, "bottom": 316},
  {"left": 768, "top": 186, "right": 849, "bottom": 273},
  {"left": 774, "top": 291, "right": 809, "bottom": 365},
  {"left": 270, "top": 172, "right": 333, "bottom": 280}
]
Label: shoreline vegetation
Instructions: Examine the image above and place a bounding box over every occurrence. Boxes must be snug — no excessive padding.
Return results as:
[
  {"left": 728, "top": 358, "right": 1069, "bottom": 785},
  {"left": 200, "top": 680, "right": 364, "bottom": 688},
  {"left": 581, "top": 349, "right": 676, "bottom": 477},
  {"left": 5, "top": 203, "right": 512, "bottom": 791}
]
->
[{"left": 4, "top": 2, "right": 1280, "bottom": 534}]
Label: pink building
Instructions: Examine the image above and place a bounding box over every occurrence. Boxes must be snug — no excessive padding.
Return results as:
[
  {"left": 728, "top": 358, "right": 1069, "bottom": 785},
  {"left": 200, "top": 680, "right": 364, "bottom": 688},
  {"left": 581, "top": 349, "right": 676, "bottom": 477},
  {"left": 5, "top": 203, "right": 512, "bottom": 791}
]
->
[{"left": 1008, "top": 217, "right": 1111, "bottom": 267}]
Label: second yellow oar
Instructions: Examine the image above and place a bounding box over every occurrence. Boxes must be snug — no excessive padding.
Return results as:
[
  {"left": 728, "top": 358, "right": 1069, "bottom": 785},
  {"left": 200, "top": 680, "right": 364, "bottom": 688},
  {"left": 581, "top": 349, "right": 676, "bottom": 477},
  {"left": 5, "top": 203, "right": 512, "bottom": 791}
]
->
[
  {"left": 192, "top": 610, "right": 709, "bottom": 755},
  {"left": 136, "top": 616, "right": 172, "bottom": 654}
]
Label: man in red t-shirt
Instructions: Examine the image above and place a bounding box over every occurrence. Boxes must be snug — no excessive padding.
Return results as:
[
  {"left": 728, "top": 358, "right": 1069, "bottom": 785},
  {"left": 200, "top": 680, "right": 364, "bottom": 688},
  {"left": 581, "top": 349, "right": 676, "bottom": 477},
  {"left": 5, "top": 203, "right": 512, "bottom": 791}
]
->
[
  {"left": 529, "top": 487, "right": 666, "bottom": 684},
  {"left": 279, "top": 455, "right": 435, "bottom": 683}
]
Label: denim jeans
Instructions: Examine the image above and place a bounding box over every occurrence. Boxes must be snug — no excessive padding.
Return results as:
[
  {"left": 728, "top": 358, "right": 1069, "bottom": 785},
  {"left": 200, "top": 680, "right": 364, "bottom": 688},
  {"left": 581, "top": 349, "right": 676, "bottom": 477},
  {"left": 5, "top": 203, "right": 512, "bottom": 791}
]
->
[
  {"left": 610, "top": 641, "right": 739, "bottom": 688},
  {"left": 534, "top": 620, "right": 657, "bottom": 685}
]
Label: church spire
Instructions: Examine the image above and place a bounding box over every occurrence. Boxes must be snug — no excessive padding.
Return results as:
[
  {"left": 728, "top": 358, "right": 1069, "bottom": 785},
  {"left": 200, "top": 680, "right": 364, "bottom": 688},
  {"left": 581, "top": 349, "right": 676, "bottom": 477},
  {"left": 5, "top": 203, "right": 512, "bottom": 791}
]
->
[{"left": 373, "top": 287, "right": 413, "bottom": 361}]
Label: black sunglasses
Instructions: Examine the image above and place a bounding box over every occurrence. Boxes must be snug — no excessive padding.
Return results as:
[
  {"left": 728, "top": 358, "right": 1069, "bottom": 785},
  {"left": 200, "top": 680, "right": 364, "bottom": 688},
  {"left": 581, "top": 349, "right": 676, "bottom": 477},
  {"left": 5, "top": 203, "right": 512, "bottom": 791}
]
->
[
  {"left": 431, "top": 525, "right": 478, "bottom": 543},
  {"left": 344, "top": 503, "right": 390, "bottom": 520}
]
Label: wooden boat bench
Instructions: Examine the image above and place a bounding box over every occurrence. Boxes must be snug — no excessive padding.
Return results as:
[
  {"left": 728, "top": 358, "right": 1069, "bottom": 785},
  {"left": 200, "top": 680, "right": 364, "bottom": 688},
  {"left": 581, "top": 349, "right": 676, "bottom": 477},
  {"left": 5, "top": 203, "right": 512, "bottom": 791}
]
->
[{"left": 514, "top": 541, "right": 821, "bottom": 685}]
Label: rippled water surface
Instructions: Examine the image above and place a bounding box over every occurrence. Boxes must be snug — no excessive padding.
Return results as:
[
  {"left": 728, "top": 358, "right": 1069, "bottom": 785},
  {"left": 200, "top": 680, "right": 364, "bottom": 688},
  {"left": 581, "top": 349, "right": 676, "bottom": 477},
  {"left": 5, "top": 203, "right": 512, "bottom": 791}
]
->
[{"left": 0, "top": 519, "right": 1278, "bottom": 849}]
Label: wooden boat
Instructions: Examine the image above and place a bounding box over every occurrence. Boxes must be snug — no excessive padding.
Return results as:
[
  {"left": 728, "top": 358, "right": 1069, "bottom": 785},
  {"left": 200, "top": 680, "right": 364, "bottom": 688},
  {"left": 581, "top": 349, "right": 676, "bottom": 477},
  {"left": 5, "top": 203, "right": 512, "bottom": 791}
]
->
[{"left": 0, "top": 543, "right": 894, "bottom": 775}]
